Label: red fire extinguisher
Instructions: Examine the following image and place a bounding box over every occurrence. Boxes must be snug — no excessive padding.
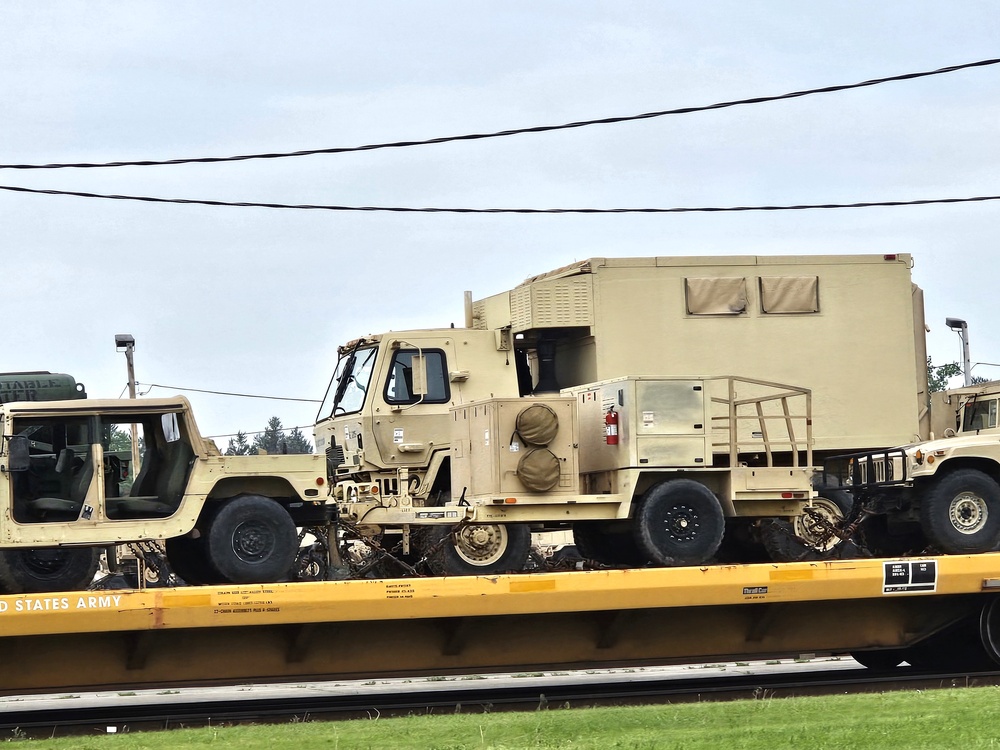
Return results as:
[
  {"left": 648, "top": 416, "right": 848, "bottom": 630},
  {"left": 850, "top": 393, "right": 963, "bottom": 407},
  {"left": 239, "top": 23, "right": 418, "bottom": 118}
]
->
[{"left": 605, "top": 406, "right": 619, "bottom": 445}]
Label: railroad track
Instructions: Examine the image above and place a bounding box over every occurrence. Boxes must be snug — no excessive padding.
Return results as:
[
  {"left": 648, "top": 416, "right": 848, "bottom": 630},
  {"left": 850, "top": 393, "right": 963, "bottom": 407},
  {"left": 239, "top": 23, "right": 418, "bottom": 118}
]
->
[{"left": 4, "top": 663, "right": 999, "bottom": 740}]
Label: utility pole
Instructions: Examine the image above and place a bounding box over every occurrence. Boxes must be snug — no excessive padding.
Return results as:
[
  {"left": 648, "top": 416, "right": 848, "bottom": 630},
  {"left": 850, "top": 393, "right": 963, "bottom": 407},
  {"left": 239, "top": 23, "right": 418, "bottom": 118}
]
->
[
  {"left": 946, "top": 318, "right": 973, "bottom": 387},
  {"left": 115, "top": 334, "right": 142, "bottom": 473}
]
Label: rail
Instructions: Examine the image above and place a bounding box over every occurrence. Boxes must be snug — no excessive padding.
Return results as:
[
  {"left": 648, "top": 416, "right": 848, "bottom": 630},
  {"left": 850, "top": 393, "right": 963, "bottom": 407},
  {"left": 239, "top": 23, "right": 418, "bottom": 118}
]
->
[{"left": 708, "top": 376, "right": 813, "bottom": 468}]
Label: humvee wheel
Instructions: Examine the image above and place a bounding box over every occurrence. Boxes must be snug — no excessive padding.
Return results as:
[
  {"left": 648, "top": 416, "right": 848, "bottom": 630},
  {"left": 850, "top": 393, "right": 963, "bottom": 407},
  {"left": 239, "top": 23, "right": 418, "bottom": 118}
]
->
[
  {"left": 634, "top": 480, "right": 725, "bottom": 566},
  {"left": 420, "top": 523, "right": 531, "bottom": 575},
  {"left": 206, "top": 495, "right": 298, "bottom": 584},
  {"left": 0, "top": 547, "right": 100, "bottom": 594},
  {"left": 920, "top": 469, "right": 1000, "bottom": 554},
  {"left": 793, "top": 492, "right": 851, "bottom": 552}
]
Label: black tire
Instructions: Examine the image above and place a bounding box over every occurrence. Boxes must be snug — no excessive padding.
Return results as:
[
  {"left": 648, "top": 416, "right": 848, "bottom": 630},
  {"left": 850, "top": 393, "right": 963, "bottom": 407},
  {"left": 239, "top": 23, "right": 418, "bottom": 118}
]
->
[
  {"left": 205, "top": 495, "right": 298, "bottom": 584},
  {"left": 851, "top": 649, "right": 907, "bottom": 670},
  {"left": 165, "top": 534, "right": 219, "bottom": 586},
  {"left": 920, "top": 469, "right": 1000, "bottom": 554},
  {"left": 633, "top": 480, "right": 725, "bottom": 566},
  {"left": 419, "top": 523, "right": 531, "bottom": 576},
  {"left": 573, "top": 521, "right": 645, "bottom": 567},
  {"left": 0, "top": 547, "right": 101, "bottom": 594}
]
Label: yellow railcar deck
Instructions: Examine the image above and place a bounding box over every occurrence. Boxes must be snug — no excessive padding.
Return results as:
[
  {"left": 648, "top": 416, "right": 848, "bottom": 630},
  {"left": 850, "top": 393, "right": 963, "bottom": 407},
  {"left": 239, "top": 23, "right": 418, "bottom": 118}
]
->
[{"left": 1, "top": 554, "right": 998, "bottom": 695}]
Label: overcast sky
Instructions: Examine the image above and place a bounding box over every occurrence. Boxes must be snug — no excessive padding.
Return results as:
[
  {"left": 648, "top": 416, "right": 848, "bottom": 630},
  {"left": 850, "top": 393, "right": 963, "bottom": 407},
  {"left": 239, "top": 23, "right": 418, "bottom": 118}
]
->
[{"left": 2, "top": 2, "right": 998, "bottom": 444}]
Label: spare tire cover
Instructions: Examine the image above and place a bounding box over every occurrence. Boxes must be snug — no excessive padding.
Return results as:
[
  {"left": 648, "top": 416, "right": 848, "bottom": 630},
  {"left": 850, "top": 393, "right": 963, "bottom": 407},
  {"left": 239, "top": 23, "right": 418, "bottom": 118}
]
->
[
  {"left": 515, "top": 404, "right": 559, "bottom": 446},
  {"left": 517, "top": 448, "right": 561, "bottom": 492}
]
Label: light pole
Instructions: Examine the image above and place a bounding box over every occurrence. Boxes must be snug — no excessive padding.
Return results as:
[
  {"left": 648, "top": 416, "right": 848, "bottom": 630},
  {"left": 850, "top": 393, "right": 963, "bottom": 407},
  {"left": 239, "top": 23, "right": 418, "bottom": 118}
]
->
[
  {"left": 946, "top": 318, "right": 973, "bottom": 387},
  {"left": 115, "top": 334, "right": 141, "bottom": 473}
]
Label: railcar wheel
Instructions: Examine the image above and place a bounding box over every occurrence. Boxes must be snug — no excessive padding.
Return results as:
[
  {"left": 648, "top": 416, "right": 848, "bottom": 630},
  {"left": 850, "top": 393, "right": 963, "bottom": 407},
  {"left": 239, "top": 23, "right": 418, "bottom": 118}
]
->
[
  {"left": 634, "top": 480, "right": 725, "bottom": 566},
  {"left": 0, "top": 546, "right": 100, "bottom": 594},
  {"left": 920, "top": 469, "right": 1000, "bottom": 553},
  {"left": 205, "top": 495, "right": 298, "bottom": 584},
  {"left": 573, "top": 522, "right": 645, "bottom": 566},
  {"left": 420, "top": 523, "right": 531, "bottom": 575},
  {"left": 851, "top": 649, "right": 907, "bottom": 670}
]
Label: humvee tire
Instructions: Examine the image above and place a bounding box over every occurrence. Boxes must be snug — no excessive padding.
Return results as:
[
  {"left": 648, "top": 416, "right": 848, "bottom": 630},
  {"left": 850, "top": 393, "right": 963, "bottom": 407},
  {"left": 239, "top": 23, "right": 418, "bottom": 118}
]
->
[{"left": 0, "top": 546, "right": 101, "bottom": 594}]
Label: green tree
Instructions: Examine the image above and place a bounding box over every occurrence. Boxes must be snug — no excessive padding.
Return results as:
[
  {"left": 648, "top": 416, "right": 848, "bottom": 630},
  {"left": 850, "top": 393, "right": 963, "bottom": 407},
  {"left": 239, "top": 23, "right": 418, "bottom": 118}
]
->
[
  {"left": 225, "top": 431, "right": 252, "bottom": 456},
  {"left": 928, "top": 356, "right": 962, "bottom": 392},
  {"left": 284, "top": 426, "right": 313, "bottom": 454},
  {"left": 252, "top": 416, "right": 286, "bottom": 455}
]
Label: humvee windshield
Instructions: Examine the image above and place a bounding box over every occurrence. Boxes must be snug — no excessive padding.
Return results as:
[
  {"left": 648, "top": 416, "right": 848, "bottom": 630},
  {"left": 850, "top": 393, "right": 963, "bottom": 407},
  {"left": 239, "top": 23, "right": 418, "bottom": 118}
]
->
[{"left": 963, "top": 397, "right": 998, "bottom": 432}]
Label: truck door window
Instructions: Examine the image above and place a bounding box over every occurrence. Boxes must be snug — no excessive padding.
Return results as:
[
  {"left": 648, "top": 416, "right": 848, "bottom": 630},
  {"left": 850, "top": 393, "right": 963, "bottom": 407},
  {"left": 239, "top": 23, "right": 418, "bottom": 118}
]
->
[
  {"left": 10, "top": 416, "right": 95, "bottom": 524},
  {"left": 385, "top": 349, "right": 449, "bottom": 405},
  {"left": 963, "top": 398, "right": 998, "bottom": 431}
]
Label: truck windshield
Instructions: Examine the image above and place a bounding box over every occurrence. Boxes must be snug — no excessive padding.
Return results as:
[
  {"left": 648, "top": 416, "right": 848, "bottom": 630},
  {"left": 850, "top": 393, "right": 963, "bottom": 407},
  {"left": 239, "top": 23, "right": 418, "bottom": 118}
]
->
[{"left": 318, "top": 346, "right": 377, "bottom": 419}]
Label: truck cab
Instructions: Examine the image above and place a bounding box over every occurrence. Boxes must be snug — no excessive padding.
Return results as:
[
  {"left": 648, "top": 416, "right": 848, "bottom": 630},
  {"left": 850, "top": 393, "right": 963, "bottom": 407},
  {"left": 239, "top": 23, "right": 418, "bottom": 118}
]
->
[{"left": 314, "top": 329, "right": 520, "bottom": 506}]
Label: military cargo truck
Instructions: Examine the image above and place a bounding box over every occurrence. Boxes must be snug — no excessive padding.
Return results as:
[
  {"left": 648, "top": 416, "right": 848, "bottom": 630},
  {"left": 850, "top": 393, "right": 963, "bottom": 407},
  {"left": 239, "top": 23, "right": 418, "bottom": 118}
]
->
[
  {"left": 0, "top": 396, "right": 331, "bottom": 594},
  {"left": 0, "top": 372, "right": 87, "bottom": 403},
  {"left": 315, "top": 254, "right": 929, "bottom": 574}
]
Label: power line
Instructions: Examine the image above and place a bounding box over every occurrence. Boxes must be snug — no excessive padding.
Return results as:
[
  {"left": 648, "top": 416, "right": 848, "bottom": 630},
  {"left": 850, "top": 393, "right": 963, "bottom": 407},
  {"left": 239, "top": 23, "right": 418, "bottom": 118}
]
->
[
  {"left": 2, "top": 58, "right": 998, "bottom": 171},
  {"left": 2, "top": 184, "right": 999, "bottom": 213},
  {"left": 138, "top": 382, "right": 320, "bottom": 403}
]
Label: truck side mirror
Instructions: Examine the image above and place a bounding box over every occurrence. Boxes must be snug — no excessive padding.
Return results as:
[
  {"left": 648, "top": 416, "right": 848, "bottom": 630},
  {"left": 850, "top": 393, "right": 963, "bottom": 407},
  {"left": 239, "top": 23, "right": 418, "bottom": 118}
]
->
[
  {"left": 410, "top": 353, "right": 428, "bottom": 397},
  {"left": 6, "top": 435, "right": 30, "bottom": 472}
]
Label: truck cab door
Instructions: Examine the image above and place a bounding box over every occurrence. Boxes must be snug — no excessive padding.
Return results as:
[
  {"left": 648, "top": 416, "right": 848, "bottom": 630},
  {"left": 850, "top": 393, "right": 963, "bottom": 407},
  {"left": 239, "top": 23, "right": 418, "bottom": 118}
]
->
[{"left": 370, "top": 346, "right": 452, "bottom": 474}]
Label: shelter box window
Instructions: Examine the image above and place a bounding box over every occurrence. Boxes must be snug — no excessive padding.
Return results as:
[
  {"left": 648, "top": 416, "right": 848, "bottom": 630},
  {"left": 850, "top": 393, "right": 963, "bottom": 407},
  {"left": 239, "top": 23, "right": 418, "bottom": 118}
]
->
[
  {"left": 759, "top": 276, "right": 820, "bottom": 314},
  {"left": 684, "top": 277, "right": 748, "bottom": 315}
]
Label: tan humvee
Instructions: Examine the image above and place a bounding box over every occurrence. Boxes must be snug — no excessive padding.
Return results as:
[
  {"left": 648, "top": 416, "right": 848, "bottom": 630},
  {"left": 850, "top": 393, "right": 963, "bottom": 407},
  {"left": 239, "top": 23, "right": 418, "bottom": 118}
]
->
[
  {"left": 838, "top": 381, "right": 1000, "bottom": 556},
  {"left": 0, "top": 397, "right": 331, "bottom": 593}
]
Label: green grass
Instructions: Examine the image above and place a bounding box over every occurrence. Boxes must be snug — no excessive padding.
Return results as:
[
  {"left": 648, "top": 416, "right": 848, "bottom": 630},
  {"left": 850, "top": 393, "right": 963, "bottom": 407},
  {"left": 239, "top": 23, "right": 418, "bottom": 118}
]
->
[{"left": 13, "top": 686, "right": 1000, "bottom": 749}]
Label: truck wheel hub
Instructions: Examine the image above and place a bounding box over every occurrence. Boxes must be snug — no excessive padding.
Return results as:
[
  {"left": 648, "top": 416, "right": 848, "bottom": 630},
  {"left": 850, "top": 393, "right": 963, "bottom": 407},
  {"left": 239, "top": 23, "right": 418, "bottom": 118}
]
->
[
  {"left": 232, "top": 520, "right": 273, "bottom": 561},
  {"left": 664, "top": 505, "right": 699, "bottom": 542},
  {"left": 454, "top": 525, "right": 506, "bottom": 564},
  {"left": 950, "top": 492, "right": 988, "bottom": 534}
]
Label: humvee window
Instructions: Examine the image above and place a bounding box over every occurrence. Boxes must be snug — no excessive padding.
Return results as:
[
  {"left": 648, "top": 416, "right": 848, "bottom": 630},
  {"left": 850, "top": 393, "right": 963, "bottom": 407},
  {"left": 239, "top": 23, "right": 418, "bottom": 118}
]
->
[
  {"left": 963, "top": 398, "right": 998, "bottom": 432},
  {"left": 10, "top": 416, "right": 94, "bottom": 523}
]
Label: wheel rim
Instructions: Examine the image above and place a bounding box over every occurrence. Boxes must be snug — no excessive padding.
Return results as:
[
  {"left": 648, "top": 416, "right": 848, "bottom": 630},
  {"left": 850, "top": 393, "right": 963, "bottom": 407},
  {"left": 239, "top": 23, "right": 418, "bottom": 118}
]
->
[
  {"left": 230, "top": 519, "right": 275, "bottom": 562},
  {"left": 660, "top": 504, "right": 700, "bottom": 543},
  {"left": 949, "top": 491, "right": 988, "bottom": 534},
  {"left": 793, "top": 497, "right": 844, "bottom": 551},
  {"left": 452, "top": 525, "right": 508, "bottom": 566},
  {"left": 20, "top": 549, "right": 71, "bottom": 579}
]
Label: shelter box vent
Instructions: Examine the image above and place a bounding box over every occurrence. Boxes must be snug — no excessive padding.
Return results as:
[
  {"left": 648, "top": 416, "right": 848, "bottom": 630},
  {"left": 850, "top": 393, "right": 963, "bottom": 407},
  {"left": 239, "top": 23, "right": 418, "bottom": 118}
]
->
[
  {"left": 450, "top": 397, "right": 580, "bottom": 499},
  {"left": 564, "top": 378, "right": 710, "bottom": 473}
]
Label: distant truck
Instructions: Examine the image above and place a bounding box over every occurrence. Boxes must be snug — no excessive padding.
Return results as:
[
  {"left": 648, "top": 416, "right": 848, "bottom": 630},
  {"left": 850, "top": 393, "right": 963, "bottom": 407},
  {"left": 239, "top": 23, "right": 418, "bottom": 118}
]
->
[
  {"left": 0, "top": 371, "right": 87, "bottom": 403},
  {"left": 315, "top": 254, "right": 930, "bottom": 574},
  {"left": 0, "top": 396, "right": 331, "bottom": 594},
  {"left": 832, "top": 380, "right": 1000, "bottom": 556}
]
